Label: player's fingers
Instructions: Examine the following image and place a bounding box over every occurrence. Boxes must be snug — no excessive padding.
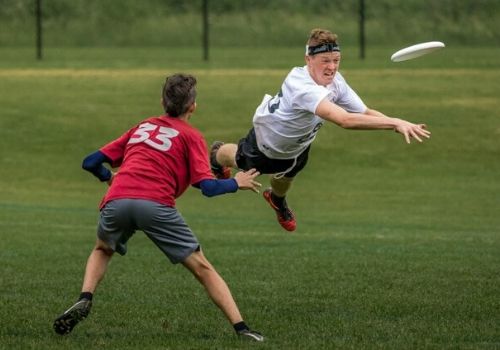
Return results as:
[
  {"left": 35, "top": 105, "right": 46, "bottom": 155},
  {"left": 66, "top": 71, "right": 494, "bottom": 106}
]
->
[
  {"left": 416, "top": 127, "right": 431, "bottom": 138},
  {"left": 251, "top": 186, "right": 260, "bottom": 194},
  {"left": 246, "top": 168, "right": 260, "bottom": 177},
  {"left": 410, "top": 129, "right": 423, "bottom": 142},
  {"left": 418, "top": 125, "right": 431, "bottom": 134},
  {"left": 404, "top": 132, "right": 411, "bottom": 144},
  {"left": 421, "top": 131, "right": 431, "bottom": 138}
]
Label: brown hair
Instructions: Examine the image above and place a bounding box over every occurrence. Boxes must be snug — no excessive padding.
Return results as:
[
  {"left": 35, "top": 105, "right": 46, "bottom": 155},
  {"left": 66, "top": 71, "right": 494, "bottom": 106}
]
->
[
  {"left": 162, "top": 73, "right": 197, "bottom": 117},
  {"left": 307, "top": 28, "right": 338, "bottom": 47}
]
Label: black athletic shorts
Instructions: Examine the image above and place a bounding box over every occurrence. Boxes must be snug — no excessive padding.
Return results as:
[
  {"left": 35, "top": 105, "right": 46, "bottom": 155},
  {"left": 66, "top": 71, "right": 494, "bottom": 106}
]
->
[{"left": 235, "top": 128, "right": 310, "bottom": 178}]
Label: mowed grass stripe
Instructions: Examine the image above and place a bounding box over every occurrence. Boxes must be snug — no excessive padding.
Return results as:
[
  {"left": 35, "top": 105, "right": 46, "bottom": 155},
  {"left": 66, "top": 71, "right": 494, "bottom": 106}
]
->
[
  {"left": 0, "top": 68, "right": 288, "bottom": 78},
  {"left": 0, "top": 68, "right": 499, "bottom": 78}
]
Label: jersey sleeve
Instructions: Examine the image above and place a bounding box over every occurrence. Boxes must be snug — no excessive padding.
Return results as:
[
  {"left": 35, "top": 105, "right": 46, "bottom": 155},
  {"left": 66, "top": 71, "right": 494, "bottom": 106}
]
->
[
  {"left": 291, "top": 81, "right": 330, "bottom": 114},
  {"left": 99, "top": 128, "right": 135, "bottom": 168},
  {"left": 198, "top": 178, "right": 238, "bottom": 197},
  {"left": 187, "top": 132, "right": 214, "bottom": 185},
  {"left": 82, "top": 150, "right": 112, "bottom": 181},
  {"left": 334, "top": 73, "right": 367, "bottom": 113}
]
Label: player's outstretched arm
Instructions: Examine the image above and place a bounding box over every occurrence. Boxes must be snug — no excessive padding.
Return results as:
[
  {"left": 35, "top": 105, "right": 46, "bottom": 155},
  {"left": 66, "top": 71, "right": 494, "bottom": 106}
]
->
[
  {"left": 365, "top": 108, "right": 431, "bottom": 144},
  {"left": 197, "top": 169, "right": 261, "bottom": 197},
  {"left": 316, "top": 99, "right": 431, "bottom": 144}
]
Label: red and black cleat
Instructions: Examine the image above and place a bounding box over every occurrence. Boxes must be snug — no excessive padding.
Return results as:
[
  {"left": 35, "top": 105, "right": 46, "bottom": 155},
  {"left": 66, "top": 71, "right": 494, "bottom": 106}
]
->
[{"left": 263, "top": 189, "right": 296, "bottom": 232}]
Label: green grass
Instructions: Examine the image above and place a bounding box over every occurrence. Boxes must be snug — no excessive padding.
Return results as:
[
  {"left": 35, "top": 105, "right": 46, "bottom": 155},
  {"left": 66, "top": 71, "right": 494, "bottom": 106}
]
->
[
  {"left": 1, "top": 46, "right": 500, "bottom": 70},
  {"left": 0, "top": 47, "right": 499, "bottom": 349}
]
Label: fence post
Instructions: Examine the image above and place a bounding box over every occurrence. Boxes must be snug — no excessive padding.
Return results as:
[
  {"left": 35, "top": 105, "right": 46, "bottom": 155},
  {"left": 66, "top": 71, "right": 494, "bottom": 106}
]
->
[
  {"left": 202, "top": 0, "right": 209, "bottom": 61},
  {"left": 359, "top": 0, "right": 365, "bottom": 60},
  {"left": 36, "top": 0, "right": 43, "bottom": 60}
]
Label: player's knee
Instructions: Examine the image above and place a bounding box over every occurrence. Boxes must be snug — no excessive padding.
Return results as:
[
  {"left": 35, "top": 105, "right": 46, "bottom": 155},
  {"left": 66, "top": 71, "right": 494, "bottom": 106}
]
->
[
  {"left": 94, "top": 240, "right": 114, "bottom": 256},
  {"left": 195, "top": 259, "right": 215, "bottom": 278},
  {"left": 271, "top": 175, "right": 294, "bottom": 184},
  {"left": 185, "top": 252, "right": 216, "bottom": 279},
  {"left": 197, "top": 266, "right": 215, "bottom": 283}
]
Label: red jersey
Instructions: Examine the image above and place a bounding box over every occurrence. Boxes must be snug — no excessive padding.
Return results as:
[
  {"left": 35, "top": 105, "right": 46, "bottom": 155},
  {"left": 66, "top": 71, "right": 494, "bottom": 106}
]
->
[{"left": 99, "top": 115, "right": 214, "bottom": 208}]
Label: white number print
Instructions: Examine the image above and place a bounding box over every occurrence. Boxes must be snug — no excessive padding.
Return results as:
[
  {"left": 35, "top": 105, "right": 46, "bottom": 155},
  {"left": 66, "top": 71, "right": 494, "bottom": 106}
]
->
[{"left": 128, "top": 122, "right": 179, "bottom": 151}]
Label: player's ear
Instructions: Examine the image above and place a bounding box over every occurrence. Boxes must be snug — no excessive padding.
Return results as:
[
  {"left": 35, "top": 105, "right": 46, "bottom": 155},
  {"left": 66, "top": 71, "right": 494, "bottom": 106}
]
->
[{"left": 188, "top": 102, "right": 197, "bottom": 113}]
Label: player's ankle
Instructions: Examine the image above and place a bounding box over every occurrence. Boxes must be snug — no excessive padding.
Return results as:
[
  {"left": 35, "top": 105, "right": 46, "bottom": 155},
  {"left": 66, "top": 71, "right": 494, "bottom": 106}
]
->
[
  {"left": 233, "top": 321, "right": 249, "bottom": 332},
  {"left": 271, "top": 192, "right": 286, "bottom": 209}
]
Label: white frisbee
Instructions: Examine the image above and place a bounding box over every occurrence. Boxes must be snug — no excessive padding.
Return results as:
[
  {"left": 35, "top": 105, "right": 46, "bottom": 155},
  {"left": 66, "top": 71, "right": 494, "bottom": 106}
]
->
[{"left": 391, "top": 41, "right": 445, "bottom": 62}]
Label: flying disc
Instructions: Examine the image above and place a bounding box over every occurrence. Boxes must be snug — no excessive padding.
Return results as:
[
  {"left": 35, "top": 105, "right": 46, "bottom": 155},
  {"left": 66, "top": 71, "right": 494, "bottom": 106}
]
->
[{"left": 391, "top": 41, "right": 445, "bottom": 62}]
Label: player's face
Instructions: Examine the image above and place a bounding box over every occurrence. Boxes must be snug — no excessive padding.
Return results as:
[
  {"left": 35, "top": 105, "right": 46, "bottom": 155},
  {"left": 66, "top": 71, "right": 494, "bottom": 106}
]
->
[{"left": 306, "top": 52, "right": 341, "bottom": 86}]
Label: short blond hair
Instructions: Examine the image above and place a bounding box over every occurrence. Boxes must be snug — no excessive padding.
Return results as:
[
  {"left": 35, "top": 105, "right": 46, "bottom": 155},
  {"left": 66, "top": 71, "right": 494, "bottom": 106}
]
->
[{"left": 307, "top": 28, "right": 338, "bottom": 47}]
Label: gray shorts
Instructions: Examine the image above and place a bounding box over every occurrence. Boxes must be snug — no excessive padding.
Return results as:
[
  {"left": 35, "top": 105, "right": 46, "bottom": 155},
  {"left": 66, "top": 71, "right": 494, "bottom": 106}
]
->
[{"left": 97, "top": 199, "right": 200, "bottom": 264}]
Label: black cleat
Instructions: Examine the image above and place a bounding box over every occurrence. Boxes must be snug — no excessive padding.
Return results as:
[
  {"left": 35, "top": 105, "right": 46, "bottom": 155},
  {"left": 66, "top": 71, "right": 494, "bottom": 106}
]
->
[
  {"left": 237, "top": 328, "right": 265, "bottom": 342},
  {"left": 53, "top": 298, "right": 92, "bottom": 335}
]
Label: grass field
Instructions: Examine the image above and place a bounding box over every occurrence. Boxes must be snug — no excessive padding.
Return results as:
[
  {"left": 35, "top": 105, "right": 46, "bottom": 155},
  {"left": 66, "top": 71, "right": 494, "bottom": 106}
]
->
[{"left": 0, "top": 47, "right": 499, "bottom": 349}]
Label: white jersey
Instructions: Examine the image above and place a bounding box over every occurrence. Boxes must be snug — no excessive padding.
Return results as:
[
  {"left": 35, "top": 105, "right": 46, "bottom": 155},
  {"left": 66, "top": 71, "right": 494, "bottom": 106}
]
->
[{"left": 253, "top": 66, "right": 367, "bottom": 159}]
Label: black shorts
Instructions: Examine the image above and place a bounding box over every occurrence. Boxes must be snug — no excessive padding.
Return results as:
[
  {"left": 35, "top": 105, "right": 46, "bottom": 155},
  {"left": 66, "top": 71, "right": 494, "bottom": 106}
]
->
[{"left": 235, "top": 128, "right": 310, "bottom": 178}]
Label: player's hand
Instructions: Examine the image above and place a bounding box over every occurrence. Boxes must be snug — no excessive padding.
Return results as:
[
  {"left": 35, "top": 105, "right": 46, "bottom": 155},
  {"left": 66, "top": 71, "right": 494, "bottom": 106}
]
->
[
  {"left": 395, "top": 120, "right": 431, "bottom": 144},
  {"left": 234, "top": 168, "right": 262, "bottom": 193}
]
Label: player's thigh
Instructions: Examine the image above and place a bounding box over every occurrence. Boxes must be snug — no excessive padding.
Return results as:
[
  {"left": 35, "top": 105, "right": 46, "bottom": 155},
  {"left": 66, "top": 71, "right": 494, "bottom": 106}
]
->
[
  {"left": 97, "top": 199, "right": 137, "bottom": 255},
  {"left": 134, "top": 201, "right": 200, "bottom": 264}
]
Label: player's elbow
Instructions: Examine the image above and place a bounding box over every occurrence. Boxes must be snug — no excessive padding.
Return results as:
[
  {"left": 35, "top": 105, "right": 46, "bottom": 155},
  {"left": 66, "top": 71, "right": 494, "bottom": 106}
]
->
[
  {"left": 334, "top": 116, "right": 352, "bottom": 129},
  {"left": 201, "top": 189, "right": 216, "bottom": 197},
  {"left": 323, "top": 109, "right": 352, "bottom": 129},
  {"left": 199, "top": 180, "right": 217, "bottom": 197},
  {"left": 82, "top": 155, "right": 98, "bottom": 172}
]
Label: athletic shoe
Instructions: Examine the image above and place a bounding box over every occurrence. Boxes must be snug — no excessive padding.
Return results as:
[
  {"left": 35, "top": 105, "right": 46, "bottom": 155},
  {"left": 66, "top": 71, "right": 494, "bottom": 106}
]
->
[
  {"left": 210, "top": 141, "right": 231, "bottom": 179},
  {"left": 237, "top": 329, "right": 265, "bottom": 342},
  {"left": 53, "top": 298, "right": 92, "bottom": 335},
  {"left": 263, "top": 188, "right": 296, "bottom": 232}
]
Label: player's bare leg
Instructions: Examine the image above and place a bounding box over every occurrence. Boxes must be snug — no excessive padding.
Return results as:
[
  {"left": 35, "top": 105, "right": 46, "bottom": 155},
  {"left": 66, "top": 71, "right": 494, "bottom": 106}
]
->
[
  {"left": 182, "top": 250, "right": 242, "bottom": 323},
  {"left": 182, "top": 250, "right": 264, "bottom": 341},
  {"left": 54, "top": 239, "right": 113, "bottom": 335},
  {"left": 270, "top": 175, "right": 293, "bottom": 197},
  {"left": 81, "top": 239, "right": 114, "bottom": 293}
]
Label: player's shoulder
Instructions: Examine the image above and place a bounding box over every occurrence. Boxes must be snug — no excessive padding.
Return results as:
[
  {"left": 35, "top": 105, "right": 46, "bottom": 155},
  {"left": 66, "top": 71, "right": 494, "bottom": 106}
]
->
[
  {"left": 334, "top": 71, "right": 347, "bottom": 83},
  {"left": 288, "top": 66, "right": 308, "bottom": 80},
  {"left": 285, "top": 66, "right": 317, "bottom": 89},
  {"left": 138, "top": 115, "right": 166, "bottom": 127},
  {"left": 144, "top": 116, "right": 204, "bottom": 138}
]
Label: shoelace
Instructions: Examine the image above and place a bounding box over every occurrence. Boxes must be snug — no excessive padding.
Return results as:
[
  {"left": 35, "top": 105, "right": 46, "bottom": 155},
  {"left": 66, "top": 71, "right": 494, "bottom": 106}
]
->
[{"left": 280, "top": 208, "right": 293, "bottom": 220}]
